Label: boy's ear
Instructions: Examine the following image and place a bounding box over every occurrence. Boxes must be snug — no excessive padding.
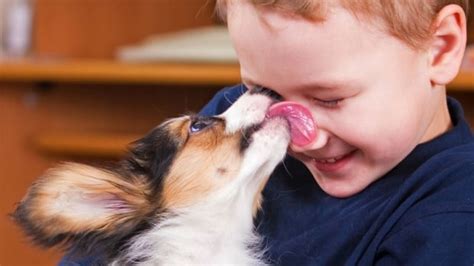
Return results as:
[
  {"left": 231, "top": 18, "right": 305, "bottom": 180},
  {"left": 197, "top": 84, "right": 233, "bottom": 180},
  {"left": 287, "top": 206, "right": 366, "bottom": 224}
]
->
[
  {"left": 429, "top": 4, "right": 467, "bottom": 86},
  {"left": 13, "top": 163, "right": 153, "bottom": 249}
]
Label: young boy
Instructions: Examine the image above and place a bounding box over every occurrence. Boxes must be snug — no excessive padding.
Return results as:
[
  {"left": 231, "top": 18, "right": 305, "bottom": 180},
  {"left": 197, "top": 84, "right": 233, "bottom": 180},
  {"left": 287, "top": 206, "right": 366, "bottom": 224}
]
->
[
  {"left": 62, "top": 0, "right": 474, "bottom": 265},
  {"left": 201, "top": 0, "right": 474, "bottom": 264}
]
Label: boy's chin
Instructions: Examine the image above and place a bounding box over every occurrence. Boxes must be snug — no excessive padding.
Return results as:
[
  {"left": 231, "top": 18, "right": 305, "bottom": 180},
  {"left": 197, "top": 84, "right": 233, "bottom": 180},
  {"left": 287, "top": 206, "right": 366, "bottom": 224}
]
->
[
  {"left": 322, "top": 186, "right": 367, "bottom": 199},
  {"left": 313, "top": 174, "right": 373, "bottom": 198}
]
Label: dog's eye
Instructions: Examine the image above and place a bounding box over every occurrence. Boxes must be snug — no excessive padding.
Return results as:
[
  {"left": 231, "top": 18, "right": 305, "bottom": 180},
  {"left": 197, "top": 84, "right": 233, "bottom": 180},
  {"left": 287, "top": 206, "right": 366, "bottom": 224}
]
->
[{"left": 189, "top": 119, "right": 212, "bottom": 133}]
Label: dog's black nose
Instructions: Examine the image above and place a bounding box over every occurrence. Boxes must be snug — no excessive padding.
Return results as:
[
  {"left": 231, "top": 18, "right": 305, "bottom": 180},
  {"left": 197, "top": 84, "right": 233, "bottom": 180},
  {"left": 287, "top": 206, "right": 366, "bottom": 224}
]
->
[{"left": 249, "top": 86, "right": 283, "bottom": 101}]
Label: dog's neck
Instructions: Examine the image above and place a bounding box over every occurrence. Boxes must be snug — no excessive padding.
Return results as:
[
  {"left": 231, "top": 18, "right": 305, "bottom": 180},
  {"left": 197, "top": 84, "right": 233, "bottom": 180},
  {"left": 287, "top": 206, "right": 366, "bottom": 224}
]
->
[{"left": 120, "top": 186, "right": 265, "bottom": 265}]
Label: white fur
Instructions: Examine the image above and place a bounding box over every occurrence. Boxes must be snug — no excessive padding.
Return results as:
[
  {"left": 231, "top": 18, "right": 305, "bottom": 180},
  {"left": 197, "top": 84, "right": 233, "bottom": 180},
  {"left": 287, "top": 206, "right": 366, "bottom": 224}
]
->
[
  {"left": 221, "top": 93, "right": 274, "bottom": 134},
  {"left": 116, "top": 94, "right": 290, "bottom": 265}
]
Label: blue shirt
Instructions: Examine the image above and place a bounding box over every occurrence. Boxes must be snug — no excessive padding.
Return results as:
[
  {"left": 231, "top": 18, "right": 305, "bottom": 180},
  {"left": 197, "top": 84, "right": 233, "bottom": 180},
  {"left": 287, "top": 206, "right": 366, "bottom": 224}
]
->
[{"left": 61, "top": 85, "right": 474, "bottom": 265}]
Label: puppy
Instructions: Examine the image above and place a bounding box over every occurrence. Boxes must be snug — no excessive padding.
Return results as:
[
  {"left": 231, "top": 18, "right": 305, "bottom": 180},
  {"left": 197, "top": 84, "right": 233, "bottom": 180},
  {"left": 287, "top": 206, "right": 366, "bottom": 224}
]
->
[{"left": 13, "top": 90, "right": 290, "bottom": 265}]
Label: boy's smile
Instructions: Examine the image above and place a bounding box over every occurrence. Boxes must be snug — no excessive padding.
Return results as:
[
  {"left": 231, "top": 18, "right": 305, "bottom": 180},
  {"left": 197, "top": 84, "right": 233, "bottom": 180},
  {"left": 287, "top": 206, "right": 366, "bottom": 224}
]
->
[{"left": 227, "top": 2, "right": 452, "bottom": 197}]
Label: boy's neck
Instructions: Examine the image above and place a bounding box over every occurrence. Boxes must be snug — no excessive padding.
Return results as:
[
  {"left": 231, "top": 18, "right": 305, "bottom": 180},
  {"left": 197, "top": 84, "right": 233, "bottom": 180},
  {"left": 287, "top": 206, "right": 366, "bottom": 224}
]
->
[{"left": 420, "top": 87, "right": 453, "bottom": 144}]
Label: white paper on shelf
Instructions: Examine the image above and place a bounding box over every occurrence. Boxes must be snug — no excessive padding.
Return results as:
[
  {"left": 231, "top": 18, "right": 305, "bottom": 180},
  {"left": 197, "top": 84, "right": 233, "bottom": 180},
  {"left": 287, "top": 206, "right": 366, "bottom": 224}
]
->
[
  {"left": 116, "top": 26, "right": 238, "bottom": 64},
  {"left": 0, "top": 0, "right": 4, "bottom": 56}
]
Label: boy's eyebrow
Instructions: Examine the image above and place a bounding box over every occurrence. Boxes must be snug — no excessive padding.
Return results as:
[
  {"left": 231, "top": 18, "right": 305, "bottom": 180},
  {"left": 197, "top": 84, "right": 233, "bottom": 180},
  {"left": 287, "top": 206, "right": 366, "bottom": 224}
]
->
[
  {"left": 294, "top": 77, "right": 360, "bottom": 91},
  {"left": 295, "top": 83, "right": 344, "bottom": 91},
  {"left": 242, "top": 77, "right": 351, "bottom": 92}
]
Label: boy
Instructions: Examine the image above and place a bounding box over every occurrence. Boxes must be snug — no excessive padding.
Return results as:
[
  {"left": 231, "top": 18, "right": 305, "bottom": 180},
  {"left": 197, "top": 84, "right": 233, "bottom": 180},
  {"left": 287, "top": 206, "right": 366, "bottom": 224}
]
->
[
  {"left": 62, "top": 0, "right": 473, "bottom": 265},
  {"left": 203, "top": 0, "right": 474, "bottom": 264}
]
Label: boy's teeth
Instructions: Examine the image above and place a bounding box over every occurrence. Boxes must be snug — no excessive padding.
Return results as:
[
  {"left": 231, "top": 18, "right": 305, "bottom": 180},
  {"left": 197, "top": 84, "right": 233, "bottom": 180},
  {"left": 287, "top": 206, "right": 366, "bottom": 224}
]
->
[{"left": 317, "top": 155, "right": 344, "bottom": 164}]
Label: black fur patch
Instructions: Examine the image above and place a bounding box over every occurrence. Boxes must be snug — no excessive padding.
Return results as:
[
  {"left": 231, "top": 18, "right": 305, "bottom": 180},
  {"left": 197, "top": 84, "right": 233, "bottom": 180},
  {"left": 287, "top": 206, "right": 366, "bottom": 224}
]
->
[
  {"left": 126, "top": 123, "right": 181, "bottom": 195},
  {"left": 240, "top": 123, "right": 262, "bottom": 153},
  {"left": 249, "top": 86, "right": 282, "bottom": 101}
]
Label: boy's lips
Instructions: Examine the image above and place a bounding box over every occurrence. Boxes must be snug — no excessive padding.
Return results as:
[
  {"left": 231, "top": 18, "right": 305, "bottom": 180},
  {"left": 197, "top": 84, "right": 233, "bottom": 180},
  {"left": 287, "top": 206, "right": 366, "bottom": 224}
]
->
[{"left": 311, "top": 150, "right": 356, "bottom": 173}]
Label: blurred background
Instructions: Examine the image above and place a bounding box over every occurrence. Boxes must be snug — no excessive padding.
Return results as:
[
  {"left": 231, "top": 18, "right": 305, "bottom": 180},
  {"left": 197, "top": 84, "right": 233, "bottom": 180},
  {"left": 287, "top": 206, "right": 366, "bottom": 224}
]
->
[{"left": 0, "top": 1, "right": 474, "bottom": 265}]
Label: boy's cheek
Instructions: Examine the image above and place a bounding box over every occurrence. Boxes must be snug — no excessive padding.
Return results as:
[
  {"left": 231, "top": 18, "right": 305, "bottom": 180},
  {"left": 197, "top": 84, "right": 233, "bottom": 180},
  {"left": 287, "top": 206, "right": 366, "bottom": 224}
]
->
[{"left": 287, "top": 148, "right": 310, "bottom": 163}]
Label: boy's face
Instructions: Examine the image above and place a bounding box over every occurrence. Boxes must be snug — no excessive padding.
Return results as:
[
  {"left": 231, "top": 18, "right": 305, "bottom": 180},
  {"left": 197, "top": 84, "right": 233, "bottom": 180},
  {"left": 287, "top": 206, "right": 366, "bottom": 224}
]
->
[{"left": 227, "top": 2, "right": 449, "bottom": 197}]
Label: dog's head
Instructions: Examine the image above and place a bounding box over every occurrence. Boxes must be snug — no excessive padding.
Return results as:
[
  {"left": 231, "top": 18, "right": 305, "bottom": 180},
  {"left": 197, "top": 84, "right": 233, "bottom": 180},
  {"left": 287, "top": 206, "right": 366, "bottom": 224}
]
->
[{"left": 13, "top": 90, "right": 290, "bottom": 258}]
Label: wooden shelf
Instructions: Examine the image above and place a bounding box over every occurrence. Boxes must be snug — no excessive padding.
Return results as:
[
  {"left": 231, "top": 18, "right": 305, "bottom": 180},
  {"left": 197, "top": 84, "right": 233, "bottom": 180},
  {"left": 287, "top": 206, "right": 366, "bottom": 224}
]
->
[
  {"left": 1, "top": 58, "right": 474, "bottom": 90},
  {"left": 0, "top": 58, "right": 241, "bottom": 86},
  {"left": 32, "top": 132, "right": 140, "bottom": 158}
]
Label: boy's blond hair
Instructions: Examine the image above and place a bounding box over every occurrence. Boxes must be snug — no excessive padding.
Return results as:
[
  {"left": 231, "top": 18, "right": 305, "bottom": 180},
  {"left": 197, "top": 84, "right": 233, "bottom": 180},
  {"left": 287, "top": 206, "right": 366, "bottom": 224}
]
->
[{"left": 216, "top": 0, "right": 469, "bottom": 49}]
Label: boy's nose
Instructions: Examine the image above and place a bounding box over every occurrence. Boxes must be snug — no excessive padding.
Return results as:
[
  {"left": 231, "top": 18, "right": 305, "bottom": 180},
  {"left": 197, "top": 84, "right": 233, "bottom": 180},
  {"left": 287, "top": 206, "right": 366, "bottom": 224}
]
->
[{"left": 289, "top": 128, "right": 329, "bottom": 153}]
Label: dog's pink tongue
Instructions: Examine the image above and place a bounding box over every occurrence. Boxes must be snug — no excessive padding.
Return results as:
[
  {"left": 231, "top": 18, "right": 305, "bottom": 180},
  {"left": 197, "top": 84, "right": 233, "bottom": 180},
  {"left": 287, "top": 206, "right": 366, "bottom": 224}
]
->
[{"left": 267, "top": 102, "right": 317, "bottom": 146}]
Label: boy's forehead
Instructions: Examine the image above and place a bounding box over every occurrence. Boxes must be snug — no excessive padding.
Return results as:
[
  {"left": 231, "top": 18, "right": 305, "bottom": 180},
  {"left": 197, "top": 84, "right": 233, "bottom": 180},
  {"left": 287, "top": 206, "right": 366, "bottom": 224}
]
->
[{"left": 227, "top": 2, "right": 391, "bottom": 76}]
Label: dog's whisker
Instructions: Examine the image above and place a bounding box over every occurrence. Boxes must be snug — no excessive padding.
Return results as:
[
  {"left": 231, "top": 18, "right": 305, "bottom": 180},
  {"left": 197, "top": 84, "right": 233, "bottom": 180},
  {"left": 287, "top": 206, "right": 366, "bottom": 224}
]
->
[{"left": 281, "top": 158, "right": 294, "bottom": 179}]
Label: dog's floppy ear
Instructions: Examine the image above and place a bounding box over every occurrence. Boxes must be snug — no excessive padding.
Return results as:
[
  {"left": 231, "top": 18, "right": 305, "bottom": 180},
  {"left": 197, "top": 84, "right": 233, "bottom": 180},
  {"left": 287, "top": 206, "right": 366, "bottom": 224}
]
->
[{"left": 13, "top": 162, "right": 153, "bottom": 249}]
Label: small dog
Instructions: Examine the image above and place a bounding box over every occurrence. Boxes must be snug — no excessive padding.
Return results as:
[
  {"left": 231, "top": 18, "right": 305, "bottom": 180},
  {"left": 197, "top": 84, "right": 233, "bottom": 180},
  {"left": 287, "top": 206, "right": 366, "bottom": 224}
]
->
[{"left": 13, "top": 90, "right": 290, "bottom": 265}]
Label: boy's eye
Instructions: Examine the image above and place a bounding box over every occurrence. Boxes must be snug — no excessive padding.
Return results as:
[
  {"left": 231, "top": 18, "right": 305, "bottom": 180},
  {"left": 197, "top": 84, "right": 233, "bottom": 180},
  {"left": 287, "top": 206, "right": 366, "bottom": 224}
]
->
[{"left": 312, "top": 98, "right": 343, "bottom": 108}]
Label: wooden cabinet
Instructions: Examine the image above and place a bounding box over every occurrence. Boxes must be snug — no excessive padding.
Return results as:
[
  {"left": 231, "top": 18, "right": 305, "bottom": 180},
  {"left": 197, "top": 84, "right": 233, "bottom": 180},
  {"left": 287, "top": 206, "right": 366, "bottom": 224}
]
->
[
  {"left": 0, "top": 60, "right": 236, "bottom": 265},
  {"left": 32, "top": 0, "right": 216, "bottom": 58}
]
